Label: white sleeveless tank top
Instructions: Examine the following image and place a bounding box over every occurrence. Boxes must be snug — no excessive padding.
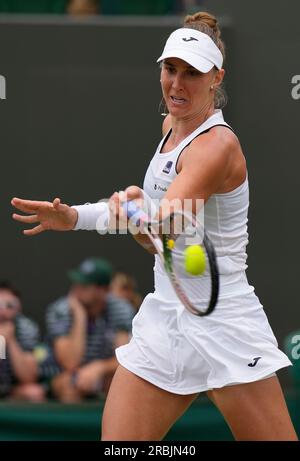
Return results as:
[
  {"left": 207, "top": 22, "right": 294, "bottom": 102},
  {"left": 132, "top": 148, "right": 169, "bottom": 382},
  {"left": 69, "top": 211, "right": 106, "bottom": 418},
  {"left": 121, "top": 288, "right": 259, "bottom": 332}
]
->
[{"left": 143, "top": 110, "right": 249, "bottom": 276}]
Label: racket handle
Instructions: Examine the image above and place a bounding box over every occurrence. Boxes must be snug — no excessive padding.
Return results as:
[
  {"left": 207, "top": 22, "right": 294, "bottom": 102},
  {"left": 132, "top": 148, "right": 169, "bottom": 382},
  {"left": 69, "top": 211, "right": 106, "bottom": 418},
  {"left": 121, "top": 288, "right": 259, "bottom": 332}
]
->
[{"left": 122, "top": 201, "right": 148, "bottom": 226}]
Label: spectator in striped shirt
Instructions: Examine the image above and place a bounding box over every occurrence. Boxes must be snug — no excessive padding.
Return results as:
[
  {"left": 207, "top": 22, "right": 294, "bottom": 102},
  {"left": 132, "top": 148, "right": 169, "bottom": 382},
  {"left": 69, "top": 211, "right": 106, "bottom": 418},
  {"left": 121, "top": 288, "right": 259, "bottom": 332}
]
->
[
  {"left": 45, "top": 258, "right": 135, "bottom": 402},
  {"left": 0, "top": 281, "right": 45, "bottom": 401}
]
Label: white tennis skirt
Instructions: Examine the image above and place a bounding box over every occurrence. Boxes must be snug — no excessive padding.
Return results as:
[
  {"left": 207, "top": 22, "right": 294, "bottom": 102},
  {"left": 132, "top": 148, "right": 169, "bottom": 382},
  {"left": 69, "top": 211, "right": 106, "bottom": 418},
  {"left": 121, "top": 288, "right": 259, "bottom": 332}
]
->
[{"left": 116, "top": 270, "right": 291, "bottom": 395}]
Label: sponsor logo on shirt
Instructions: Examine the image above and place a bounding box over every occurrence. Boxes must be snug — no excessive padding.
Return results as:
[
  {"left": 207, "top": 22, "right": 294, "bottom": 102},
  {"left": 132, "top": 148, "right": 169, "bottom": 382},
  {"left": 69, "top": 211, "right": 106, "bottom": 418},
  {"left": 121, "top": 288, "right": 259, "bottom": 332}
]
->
[
  {"left": 162, "top": 161, "right": 173, "bottom": 174},
  {"left": 154, "top": 184, "right": 168, "bottom": 192}
]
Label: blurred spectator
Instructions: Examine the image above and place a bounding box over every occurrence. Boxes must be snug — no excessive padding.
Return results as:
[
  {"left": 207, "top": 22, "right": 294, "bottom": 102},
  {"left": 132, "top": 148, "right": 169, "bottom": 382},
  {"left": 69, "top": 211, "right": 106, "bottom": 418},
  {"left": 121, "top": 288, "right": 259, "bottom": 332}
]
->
[
  {"left": 0, "top": 281, "right": 44, "bottom": 402},
  {"left": 110, "top": 272, "right": 142, "bottom": 312},
  {"left": 45, "top": 258, "right": 134, "bottom": 402},
  {"left": 67, "top": 0, "right": 98, "bottom": 15}
]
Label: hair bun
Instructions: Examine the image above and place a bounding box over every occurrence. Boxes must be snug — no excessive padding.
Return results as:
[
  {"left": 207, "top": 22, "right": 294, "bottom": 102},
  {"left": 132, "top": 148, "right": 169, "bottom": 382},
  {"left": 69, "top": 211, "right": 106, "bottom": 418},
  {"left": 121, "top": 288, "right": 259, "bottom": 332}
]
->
[{"left": 184, "top": 12, "right": 220, "bottom": 38}]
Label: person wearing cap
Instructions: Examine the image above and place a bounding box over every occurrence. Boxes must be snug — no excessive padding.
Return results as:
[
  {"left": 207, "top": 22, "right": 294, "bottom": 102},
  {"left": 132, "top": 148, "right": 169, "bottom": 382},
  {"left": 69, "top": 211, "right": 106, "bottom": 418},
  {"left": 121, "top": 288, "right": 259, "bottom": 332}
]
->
[
  {"left": 45, "top": 258, "right": 135, "bottom": 402},
  {"left": 11, "top": 11, "right": 297, "bottom": 440}
]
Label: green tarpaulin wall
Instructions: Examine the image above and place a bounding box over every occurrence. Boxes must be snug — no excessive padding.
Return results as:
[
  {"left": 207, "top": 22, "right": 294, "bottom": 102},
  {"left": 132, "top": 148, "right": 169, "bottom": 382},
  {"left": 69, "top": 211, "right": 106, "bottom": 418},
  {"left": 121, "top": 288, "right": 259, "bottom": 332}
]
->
[
  {"left": 0, "top": 393, "right": 299, "bottom": 441},
  {"left": 0, "top": 0, "right": 67, "bottom": 13}
]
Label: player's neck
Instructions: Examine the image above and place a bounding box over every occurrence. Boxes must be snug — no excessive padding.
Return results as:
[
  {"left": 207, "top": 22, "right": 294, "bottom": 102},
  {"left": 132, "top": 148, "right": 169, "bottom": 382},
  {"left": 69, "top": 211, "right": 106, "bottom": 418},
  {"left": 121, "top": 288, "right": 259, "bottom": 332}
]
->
[{"left": 170, "top": 104, "right": 215, "bottom": 144}]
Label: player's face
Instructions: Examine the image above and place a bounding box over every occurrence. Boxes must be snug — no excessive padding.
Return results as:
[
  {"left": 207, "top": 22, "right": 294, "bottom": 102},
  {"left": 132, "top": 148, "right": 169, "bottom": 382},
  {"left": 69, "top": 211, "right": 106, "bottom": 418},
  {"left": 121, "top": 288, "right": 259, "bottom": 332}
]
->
[
  {"left": 0, "top": 290, "right": 20, "bottom": 322},
  {"left": 160, "top": 58, "right": 219, "bottom": 118}
]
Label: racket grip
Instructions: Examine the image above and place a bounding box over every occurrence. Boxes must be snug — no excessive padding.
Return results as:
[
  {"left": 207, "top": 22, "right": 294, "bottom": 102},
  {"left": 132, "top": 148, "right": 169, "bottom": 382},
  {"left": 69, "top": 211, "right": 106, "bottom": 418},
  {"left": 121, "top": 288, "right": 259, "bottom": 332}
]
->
[{"left": 122, "top": 201, "right": 148, "bottom": 226}]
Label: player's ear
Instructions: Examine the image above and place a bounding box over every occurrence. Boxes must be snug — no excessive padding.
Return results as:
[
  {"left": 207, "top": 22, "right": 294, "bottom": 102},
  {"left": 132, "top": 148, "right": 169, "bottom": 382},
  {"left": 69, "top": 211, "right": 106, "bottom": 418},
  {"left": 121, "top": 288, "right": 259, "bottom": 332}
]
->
[{"left": 213, "top": 68, "right": 225, "bottom": 87}]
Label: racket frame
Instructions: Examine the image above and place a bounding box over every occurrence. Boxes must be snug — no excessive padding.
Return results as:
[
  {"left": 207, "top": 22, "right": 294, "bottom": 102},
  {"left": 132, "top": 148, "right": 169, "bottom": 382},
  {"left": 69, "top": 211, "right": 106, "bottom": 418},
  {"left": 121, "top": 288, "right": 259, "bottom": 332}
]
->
[{"left": 124, "top": 202, "right": 219, "bottom": 316}]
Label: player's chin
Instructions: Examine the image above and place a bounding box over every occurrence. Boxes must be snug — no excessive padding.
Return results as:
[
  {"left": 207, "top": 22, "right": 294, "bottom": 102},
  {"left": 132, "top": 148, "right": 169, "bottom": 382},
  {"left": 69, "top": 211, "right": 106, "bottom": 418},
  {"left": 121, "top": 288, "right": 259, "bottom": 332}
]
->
[{"left": 167, "top": 105, "right": 189, "bottom": 117}]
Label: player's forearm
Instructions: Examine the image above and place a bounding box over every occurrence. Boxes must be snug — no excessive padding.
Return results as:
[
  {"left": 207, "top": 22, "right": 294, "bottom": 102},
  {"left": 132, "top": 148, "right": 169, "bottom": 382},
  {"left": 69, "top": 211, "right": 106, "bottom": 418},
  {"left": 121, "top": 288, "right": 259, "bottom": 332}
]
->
[{"left": 8, "top": 339, "right": 38, "bottom": 383}]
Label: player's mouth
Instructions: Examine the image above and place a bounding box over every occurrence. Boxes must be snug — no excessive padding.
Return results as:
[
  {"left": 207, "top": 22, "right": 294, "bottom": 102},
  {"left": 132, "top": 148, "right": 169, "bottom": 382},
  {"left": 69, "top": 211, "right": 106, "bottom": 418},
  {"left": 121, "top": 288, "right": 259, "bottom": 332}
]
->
[{"left": 170, "top": 96, "right": 187, "bottom": 105}]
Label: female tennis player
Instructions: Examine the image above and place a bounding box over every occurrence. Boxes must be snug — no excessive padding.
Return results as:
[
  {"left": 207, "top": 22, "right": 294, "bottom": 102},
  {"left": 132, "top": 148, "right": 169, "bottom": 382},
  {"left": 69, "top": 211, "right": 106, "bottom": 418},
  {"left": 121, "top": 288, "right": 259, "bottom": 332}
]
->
[{"left": 11, "top": 12, "right": 297, "bottom": 441}]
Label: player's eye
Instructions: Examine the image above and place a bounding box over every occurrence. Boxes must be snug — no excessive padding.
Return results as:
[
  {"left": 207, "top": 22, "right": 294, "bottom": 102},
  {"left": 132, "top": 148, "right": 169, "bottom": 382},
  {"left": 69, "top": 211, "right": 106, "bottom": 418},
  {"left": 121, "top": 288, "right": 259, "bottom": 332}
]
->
[
  {"left": 187, "top": 69, "right": 201, "bottom": 77},
  {"left": 165, "top": 66, "right": 176, "bottom": 74}
]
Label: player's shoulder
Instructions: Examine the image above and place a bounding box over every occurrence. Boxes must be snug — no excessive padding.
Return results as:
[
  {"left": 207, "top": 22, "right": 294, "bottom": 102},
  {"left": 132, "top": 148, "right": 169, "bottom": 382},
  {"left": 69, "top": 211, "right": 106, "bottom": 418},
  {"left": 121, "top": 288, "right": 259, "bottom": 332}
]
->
[
  {"left": 198, "top": 124, "right": 239, "bottom": 148},
  {"left": 179, "top": 125, "right": 244, "bottom": 180},
  {"left": 190, "top": 124, "right": 242, "bottom": 163}
]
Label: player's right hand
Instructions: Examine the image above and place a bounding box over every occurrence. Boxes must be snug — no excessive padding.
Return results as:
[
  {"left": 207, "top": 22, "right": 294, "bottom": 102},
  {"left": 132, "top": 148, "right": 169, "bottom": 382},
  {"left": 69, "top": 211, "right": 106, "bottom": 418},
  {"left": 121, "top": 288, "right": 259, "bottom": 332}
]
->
[{"left": 11, "top": 197, "right": 78, "bottom": 236}]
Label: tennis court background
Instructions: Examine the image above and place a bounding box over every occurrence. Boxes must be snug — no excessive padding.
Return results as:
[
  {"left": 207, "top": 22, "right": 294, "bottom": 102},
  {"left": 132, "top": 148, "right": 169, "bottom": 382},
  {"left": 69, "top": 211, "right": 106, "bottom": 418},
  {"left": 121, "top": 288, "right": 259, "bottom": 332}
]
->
[{"left": 0, "top": 0, "right": 299, "bottom": 385}]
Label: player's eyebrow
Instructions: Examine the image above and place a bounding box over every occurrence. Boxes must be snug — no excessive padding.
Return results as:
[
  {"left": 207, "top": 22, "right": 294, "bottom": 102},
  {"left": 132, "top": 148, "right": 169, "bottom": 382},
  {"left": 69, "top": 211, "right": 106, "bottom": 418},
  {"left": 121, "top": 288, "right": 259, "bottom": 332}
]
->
[
  {"left": 164, "top": 59, "right": 194, "bottom": 69},
  {"left": 163, "top": 60, "right": 174, "bottom": 66}
]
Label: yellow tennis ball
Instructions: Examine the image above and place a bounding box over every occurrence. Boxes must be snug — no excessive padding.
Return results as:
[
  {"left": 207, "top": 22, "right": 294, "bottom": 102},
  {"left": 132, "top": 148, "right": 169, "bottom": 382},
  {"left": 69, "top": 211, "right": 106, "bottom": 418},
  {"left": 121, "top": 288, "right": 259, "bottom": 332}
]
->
[
  {"left": 167, "top": 239, "right": 175, "bottom": 250},
  {"left": 184, "top": 245, "right": 206, "bottom": 276}
]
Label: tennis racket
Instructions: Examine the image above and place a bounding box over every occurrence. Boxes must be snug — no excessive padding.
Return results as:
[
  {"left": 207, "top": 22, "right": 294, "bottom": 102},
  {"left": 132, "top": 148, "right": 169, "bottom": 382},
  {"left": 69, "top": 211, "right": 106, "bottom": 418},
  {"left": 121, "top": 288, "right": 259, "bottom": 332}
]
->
[{"left": 123, "top": 200, "right": 219, "bottom": 316}]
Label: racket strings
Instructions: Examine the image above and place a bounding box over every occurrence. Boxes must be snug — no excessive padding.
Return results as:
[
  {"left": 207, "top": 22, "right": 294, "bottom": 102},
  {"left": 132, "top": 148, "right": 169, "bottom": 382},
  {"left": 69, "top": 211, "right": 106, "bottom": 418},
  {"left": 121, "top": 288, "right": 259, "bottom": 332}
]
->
[
  {"left": 161, "top": 213, "right": 214, "bottom": 313},
  {"left": 171, "top": 246, "right": 213, "bottom": 309}
]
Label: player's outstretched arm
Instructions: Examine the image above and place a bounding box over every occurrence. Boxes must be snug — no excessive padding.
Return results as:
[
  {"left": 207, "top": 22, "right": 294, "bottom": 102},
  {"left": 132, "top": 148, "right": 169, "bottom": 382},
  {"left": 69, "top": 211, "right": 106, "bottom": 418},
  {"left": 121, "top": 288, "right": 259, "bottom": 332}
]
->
[{"left": 11, "top": 197, "right": 78, "bottom": 236}]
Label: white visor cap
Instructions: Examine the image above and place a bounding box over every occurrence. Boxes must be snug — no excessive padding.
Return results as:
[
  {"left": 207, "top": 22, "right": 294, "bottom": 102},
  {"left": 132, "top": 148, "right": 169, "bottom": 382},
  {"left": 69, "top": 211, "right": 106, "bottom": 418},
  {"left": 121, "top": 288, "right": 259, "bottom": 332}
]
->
[{"left": 157, "top": 28, "right": 223, "bottom": 73}]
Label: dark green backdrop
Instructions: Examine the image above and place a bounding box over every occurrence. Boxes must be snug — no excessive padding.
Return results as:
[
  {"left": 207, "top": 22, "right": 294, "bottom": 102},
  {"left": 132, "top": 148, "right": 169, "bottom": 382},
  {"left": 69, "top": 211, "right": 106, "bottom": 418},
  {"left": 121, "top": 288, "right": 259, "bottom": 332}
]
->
[{"left": 0, "top": 1, "right": 299, "bottom": 388}]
